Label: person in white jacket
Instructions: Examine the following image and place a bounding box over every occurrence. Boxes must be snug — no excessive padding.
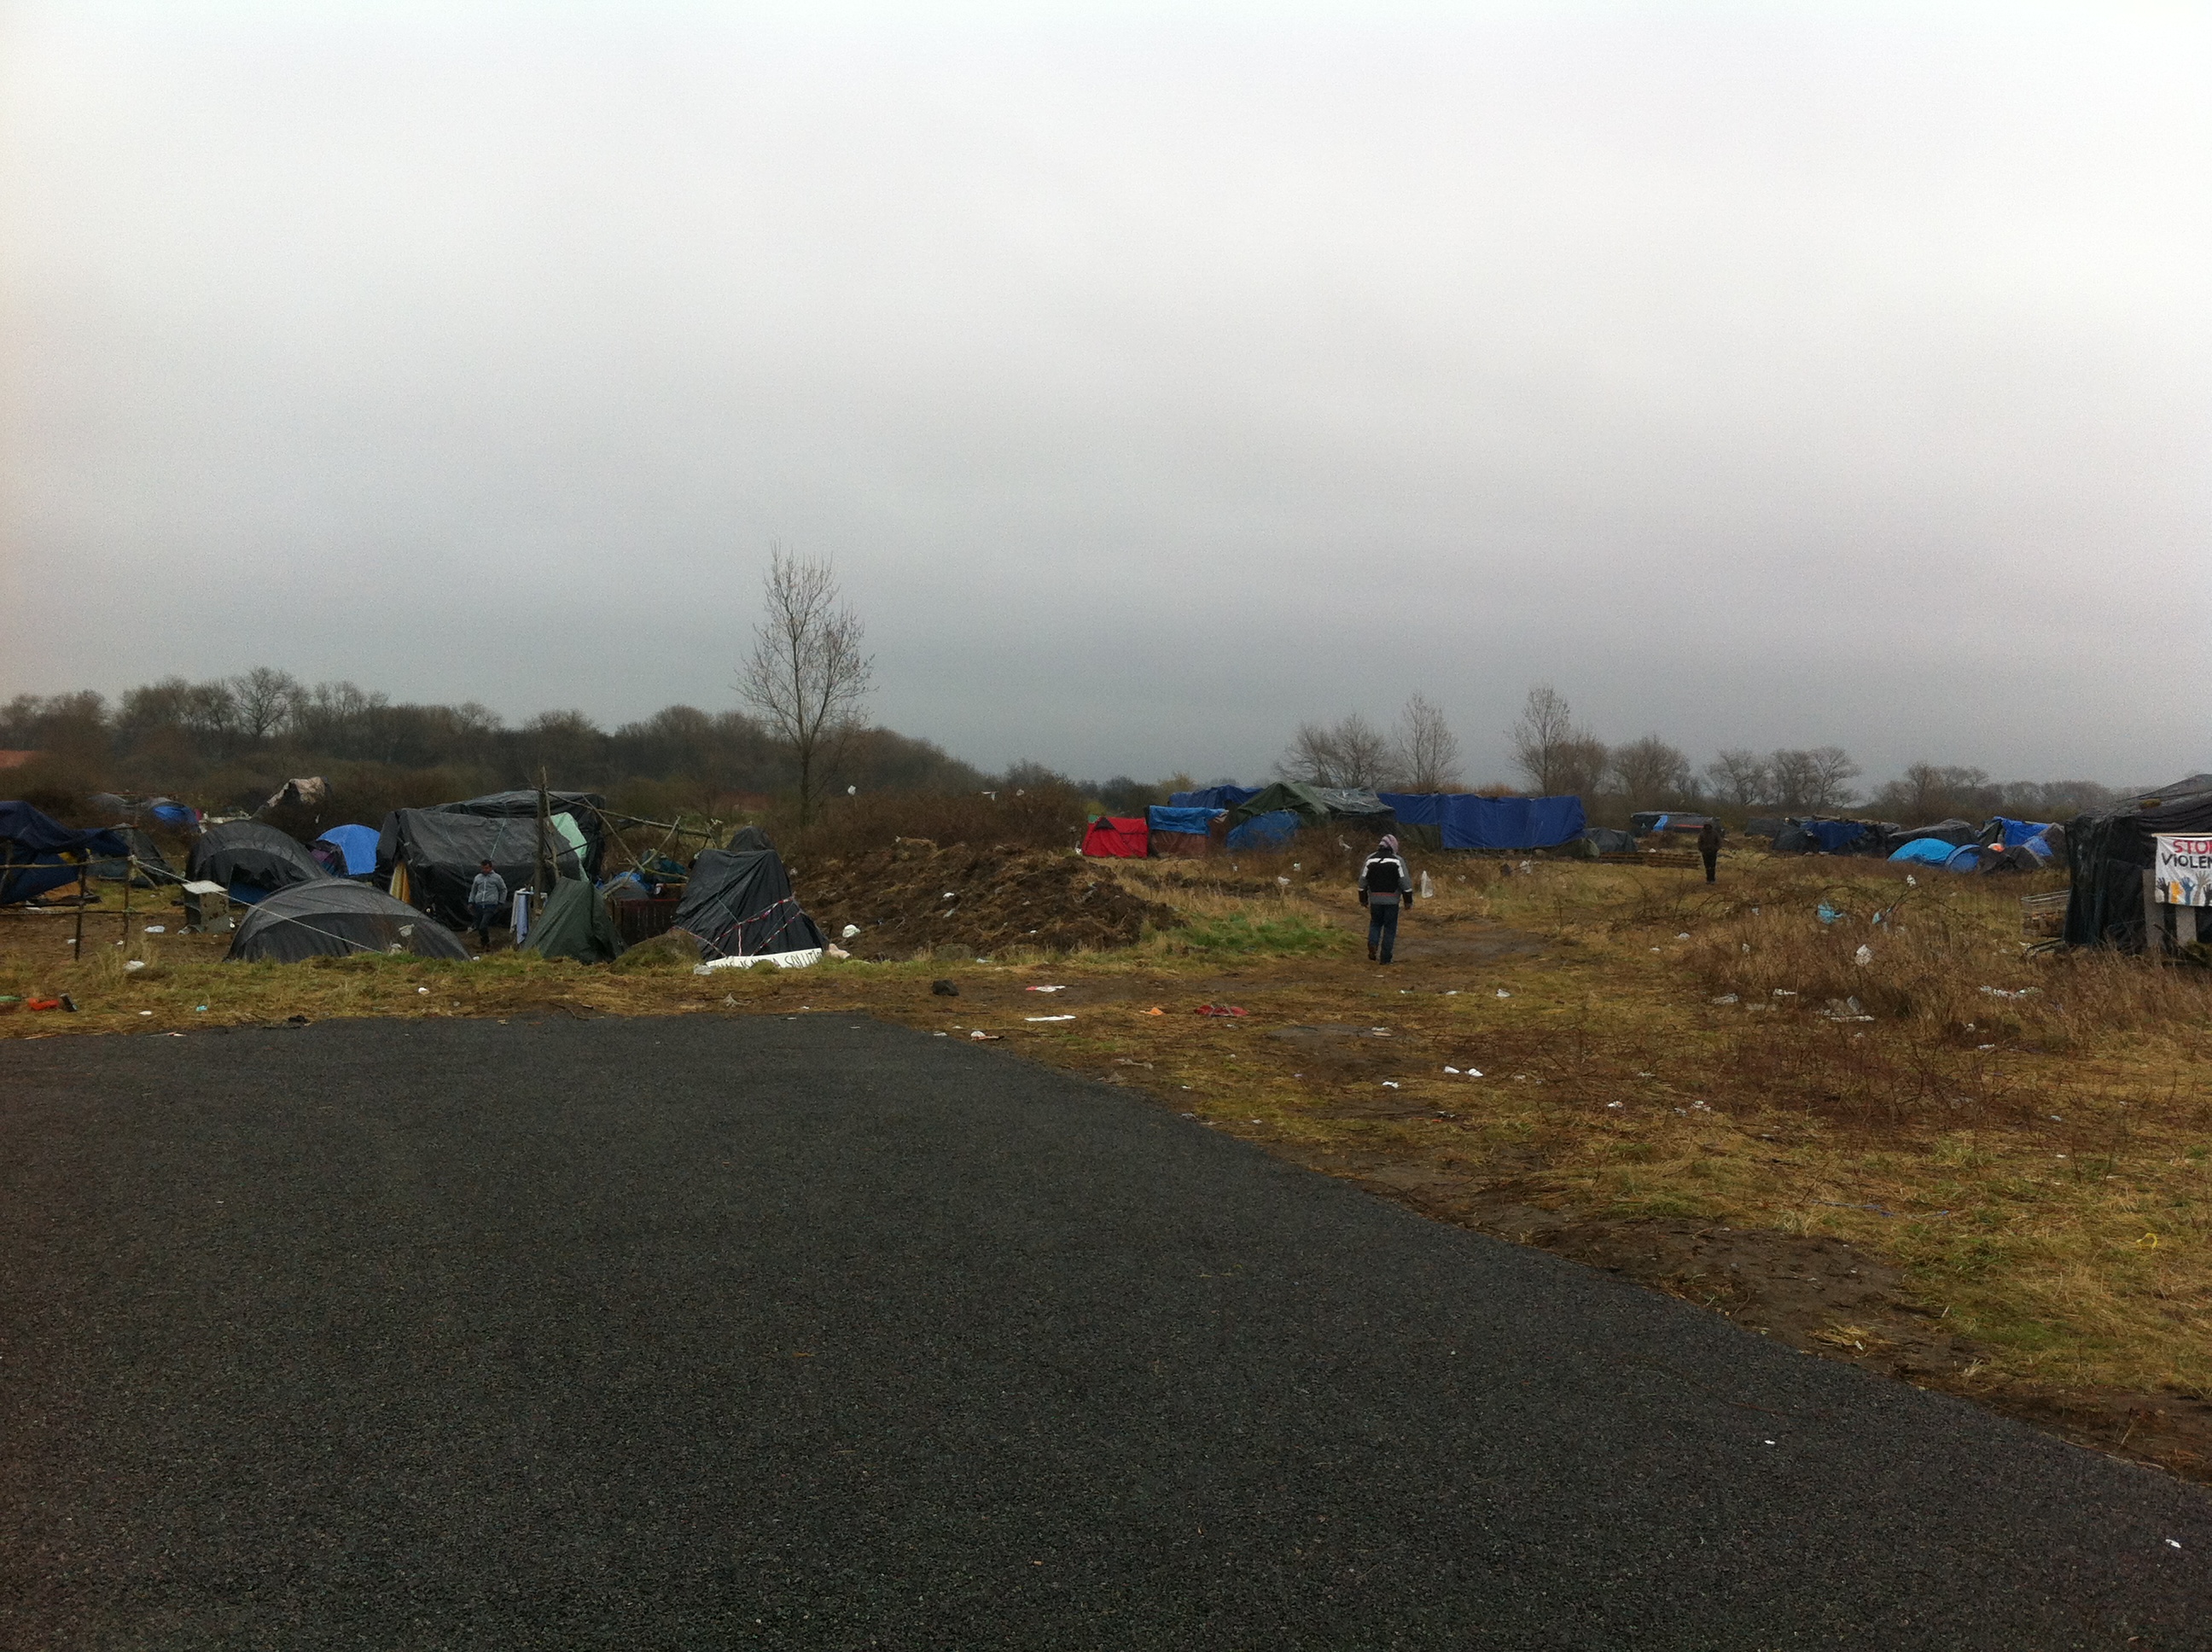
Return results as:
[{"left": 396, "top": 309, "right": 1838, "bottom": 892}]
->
[{"left": 1358, "top": 835, "right": 1414, "bottom": 963}]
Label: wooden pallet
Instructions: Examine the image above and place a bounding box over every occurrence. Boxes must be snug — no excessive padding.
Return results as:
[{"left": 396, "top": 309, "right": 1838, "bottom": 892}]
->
[
  {"left": 1596, "top": 850, "right": 1701, "bottom": 869},
  {"left": 2020, "top": 889, "right": 2069, "bottom": 939}
]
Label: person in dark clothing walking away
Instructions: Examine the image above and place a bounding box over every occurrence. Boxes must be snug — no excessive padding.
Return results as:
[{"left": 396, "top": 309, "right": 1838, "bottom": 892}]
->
[
  {"left": 468, "top": 859, "right": 508, "bottom": 950},
  {"left": 1359, "top": 835, "right": 1414, "bottom": 963},
  {"left": 1697, "top": 818, "right": 1722, "bottom": 883}
]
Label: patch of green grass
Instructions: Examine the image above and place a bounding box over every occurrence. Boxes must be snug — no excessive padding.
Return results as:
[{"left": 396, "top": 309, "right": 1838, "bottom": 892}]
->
[{"left": 1157, "top": 912, "right": 1354, "bottom": 957}]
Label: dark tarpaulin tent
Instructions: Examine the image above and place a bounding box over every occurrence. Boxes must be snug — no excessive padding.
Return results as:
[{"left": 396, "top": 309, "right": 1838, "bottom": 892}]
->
[
  {"left": 0, "top": 803, "right": 131, "bottom": 905},
  {"left": 1229, "top": 783, "right": 1395, "bottom": 835},
  {"left": 378, "top": 809, "right": 582, "bottom": 927},
  {"left": 1580, "top": 827, "right": 1639, "bottom": 855},
  {"left": 90, "top": 825, "right": 180, "bottom": 887},
  {"left": 1167, "top": 785, "right": 1261, "bottom": 812},
  {"left": 226, "top": 879, "right": 471, "bottom": 963},
  {"left": 672, "top": 846, "right": 827, "bottom": 959},
  {"left": 1081, "top": 817, "right": 1150, "bottom": 858},
  {"left": 1883, "top": 818, "right": 1981, "bottom": 852},
  {"left": 1225, "top": 810, "right": 1301, "bottom": 850},
  {"left": 430, "top": 790, "right": 609, "bottom": 880},
  {"left": 522, "top": 877, "right": 626, "bottom": 963},
  {"left": 2065, "top": 775, "right": 2212, "bottom": 951},
  {"left": 186, "top": 821, "right": 325, "bottom": 901},
  {"left": 726, "top": 825, "right": 774, "bottom": 852}
]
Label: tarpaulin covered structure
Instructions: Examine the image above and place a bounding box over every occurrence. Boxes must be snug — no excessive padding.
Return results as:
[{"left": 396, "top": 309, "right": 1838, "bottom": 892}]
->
[
  {"left": 1145, "top": 805, "right": 1225, "bottom": 858},
  {"left": 186, "top": 821, "right": 325, "bottom": 902},
  {"left": 1628, "top": 811, "right": 1717, "bottom": 837},
  {"left": 672, "top": 845, "right": 828, "bottom": 961},
  {"left": 2066, "top": 775, "right": 2212, "bottom": 951},
  {"left": 378, "top": 809, "right": 583, "bottom": 927},
  {"left": 521, "top": 877, "right": 626, "bottom": 964},
  {"left": 1225, "top": 811, "right": 1300, "bottom": 851},
  {"left": 226, "top": 879, "right": 471, "bottom": 963},
  {"left": 1229, "top": 783, "right": 1394, "bottom": 833},
  {"left": 1889, "top": 838, "right": 1961, "bottom": 867},
  {"left": 1168, "top": 785, "right": 1261, "bottom": 812},
  {"left": 429, "top": 790, "right": 609, "bottom": 880},
  {"left": 0, "top": 803, "right": 130, "bottom": 905},
  {"left": 1377, "top": 793, "right": 1586, "bottom": 852},
  {"left": 90, "top": 825, "right": 179, "bottom": 887},
  {"left": 1081, "top": 817, "right": 1150, "bottom": 858},
  {"left": 1986, "top": 816, "right": 2057, "bottom": 849},
  {"left": 312, "top": 824, "right": 381, "bottom": 877}
]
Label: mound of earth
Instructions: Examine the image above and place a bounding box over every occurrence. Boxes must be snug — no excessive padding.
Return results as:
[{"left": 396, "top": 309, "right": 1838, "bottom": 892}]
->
[{"left": 792, "top": 841, "right": 1181, "bottom": 959}]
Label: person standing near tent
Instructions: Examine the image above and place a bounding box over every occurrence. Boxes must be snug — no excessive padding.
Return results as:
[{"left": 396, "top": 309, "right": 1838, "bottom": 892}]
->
[
  {"left": 1359, "top": 835, "right": 1415, "bottom": 963},
  {"left": 467, "top": 859, "right": 508, "bottom": 950},
  {"left": 1697, "top": 818, "right": 1722, "bottom": 884}
]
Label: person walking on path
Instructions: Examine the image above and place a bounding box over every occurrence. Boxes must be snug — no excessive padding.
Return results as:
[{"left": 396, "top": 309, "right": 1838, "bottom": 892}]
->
[
  {"left": 1698, "top": 818, "right": 1722, "bottom": 884},
  {"left": 468, "top": 859, "right": 509, "bottom": 950},
  {"left": 1359, "top": 835, "right": 1415, "bottom": 963}
]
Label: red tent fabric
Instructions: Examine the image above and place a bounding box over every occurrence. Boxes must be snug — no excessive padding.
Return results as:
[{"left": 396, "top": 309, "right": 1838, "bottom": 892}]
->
[{"left": 1080, "top": 817, "right": 1150, "bottom": 858}]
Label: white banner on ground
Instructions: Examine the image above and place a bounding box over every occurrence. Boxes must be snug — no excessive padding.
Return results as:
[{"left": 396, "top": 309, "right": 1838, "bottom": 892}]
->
[{"left": 2153, "top": 835, "right": 2212, "bottom": 906}]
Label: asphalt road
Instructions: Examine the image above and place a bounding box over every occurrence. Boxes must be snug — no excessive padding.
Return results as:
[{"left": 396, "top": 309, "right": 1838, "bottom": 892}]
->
[{"left": 3, "top": 1015, "right": 2208, "bottom": 1650}]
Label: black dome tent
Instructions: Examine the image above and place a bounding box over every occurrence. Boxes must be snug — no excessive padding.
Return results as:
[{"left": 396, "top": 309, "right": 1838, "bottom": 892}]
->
[{"left": 227, "top": 880, "right": 471, "bottom": 963}]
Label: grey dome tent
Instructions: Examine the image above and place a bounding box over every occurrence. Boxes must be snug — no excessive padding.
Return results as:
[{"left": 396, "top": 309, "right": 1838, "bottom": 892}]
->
[
  {"left": 187, "top": 821, "right": 324, "bottom": 900},
  {"left": 429, "top": 791, "right": 609, "bottom": 880},
  {"left": 672, "top": 844, "right": 828, "bottom": 960},
  {"left": 227, "top": 879, "right": 470, "bottom": 963},
  {"left": 377, "top": 808, "right": 582, "bottom": 928},
  {"left": 521, "top": 877, "right": 626, "bottom": 964}
]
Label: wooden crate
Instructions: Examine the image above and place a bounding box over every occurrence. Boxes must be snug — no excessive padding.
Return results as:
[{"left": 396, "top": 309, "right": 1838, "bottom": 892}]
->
[{"left": 2020, "top": 889, "right": 2069, "bottom": 940}]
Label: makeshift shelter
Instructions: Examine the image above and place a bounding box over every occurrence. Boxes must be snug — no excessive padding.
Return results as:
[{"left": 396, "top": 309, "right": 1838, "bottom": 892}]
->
[
  {"left": 90, "top": 825, "right": 179, "bottom": 887},
  {"left": 1883, "top": 818, "right": 1980, "bottom": 853},
  {"left": 1377, "top": 793, "right": 1587, "bottom": 852},
  {"left": 2066, "top": 776, "right": 2212, "bottom": 951},
  {"left": 672, "top": 844, "right": 828, "bottom": 961},
  {"left": 1229, "top": 783, "right": 1395, "bottom": 839},
  {"left": 227, "top": 879, "right": 471, "bottom": 963},
  {"left": 522, "top": 877, "right": 626, "bottom": 963},
  {"left": 726, "top": 825, "right": 774, "bottom": 852},
  {"left": 312, "top": 824, "right": 381, "bottom": 877},
  {"left": 1225, "top": 810, "right": 1301, "bottom": 851},
  {"left": 1081, "top": 817, "right": 1150, "bottom": 858},
  {"left": 0, "top": 803, "right": 131, "bottom": 905},
  {"left": 1168, "top": 785, "right": 1261, "bottom": 812},
  {"left": 186, "top": 821, "right": 324, "bottom": 902},
  {"left": 377, "top": 808, "right": 583, "bottom": 927},
  {"left": 1889, "top": 838, "right": 1961, "bottom": 868},
  {"left": 1743, "top": 817, "right": 1786, "bottom": 839},
  {"left": 1628, "top": 811, "right": 1716, "bottom": 837},
  {"left": 429, "top": 790, "right": 608, "bottom": 880},
  {"left": 264, "top": 777, "right": 330, "bottom": 811},
  {"left": 1982, "top": 816, "right": 2057, "bottom": 849},
  {"left": 1145, "top": 805, "right": 1225, "bottom": 858},
  {"left": 1579, "top": 827, "right": 1638, "bottom": 855}
]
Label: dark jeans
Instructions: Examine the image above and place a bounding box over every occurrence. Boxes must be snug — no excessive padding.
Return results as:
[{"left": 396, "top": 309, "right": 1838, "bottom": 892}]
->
[
  {"left": 469, "top": 902, "right": 500, "bottom": 946},
  {"left": 1702, "top": 849, "right": 1718, "bottom": 883},
  {"left": 1367, "top": 899, "right": 1400, "bottom": 962}
]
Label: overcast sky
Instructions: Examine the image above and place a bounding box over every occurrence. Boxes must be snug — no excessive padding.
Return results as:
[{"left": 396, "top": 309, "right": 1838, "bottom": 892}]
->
[{"left": 3, "top": 2, "right": 2206, "bottom": 787}]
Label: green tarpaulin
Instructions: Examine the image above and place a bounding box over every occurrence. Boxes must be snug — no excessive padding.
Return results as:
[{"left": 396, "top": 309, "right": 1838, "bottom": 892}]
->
[
  {"left": 523, "top": 877, "right": 626, "bottom": 964},
  {"left": 1226, "top": 782, "right": 1395, "bottom": 829}
]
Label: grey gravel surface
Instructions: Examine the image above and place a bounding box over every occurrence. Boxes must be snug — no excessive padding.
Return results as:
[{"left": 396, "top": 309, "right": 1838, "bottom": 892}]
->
[{"left": 3, "top": 1014, "right": 2208, "bottom": 1650}]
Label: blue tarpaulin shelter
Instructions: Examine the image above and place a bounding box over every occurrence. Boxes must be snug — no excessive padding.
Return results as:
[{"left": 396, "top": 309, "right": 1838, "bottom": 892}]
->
[
  {"left": 0, "top": 802, "right": 130, "bottom": 905},
  {"left": 1988, "top": 817, "right": 2055, "bottom": 848},
  {"left": 1804, "top": 819, "right": 1871, "bottom": 854},
  {"left": 1170, "top": 786, "right": 1260, "bottom": 811},
  {"left": 312, "top": 824, "right": 381, "bottom": 877},
  {"left": 1889, "top": 838, "right": 1959, "bottom": 867},
  {"left": 1146, "top": 806, "right": 1223, "bottom": 836},
  {"left": 1225, "top": 811, "right": 1300, "bottom": 850},
  {"left": 1377, "top": 793, "right": 1586, "bottom": 852}
]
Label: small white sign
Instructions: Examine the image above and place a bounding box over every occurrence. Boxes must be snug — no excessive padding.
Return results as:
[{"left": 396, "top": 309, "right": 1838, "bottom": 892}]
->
[{"left": 2154, "top": 835, "right": 2212, "bottom": 906}]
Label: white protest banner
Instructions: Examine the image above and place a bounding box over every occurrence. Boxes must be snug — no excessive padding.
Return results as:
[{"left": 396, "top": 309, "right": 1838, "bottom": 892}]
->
[{"left": 2153, "top": 835, "right": 2212, "bottom": 907}]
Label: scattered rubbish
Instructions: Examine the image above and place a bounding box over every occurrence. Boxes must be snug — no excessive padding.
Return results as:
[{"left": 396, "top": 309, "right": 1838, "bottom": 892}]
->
[
  {"left": 841, "top": 924, "right": 860, "bottom": 939},
  {"left": 1650, "top": 946, "right": 1662, "bottom": 953},
  {"left": 1905, "top": 875, "right": 1917, "bottom": 887},
  {"left": 1977, "top": 1043, "right": 1996, "bottom": 1051},
  {"left": 1711, "top": 994, "right": 1738, "bottom": 1004},
  {"left": 417, "top": 986, "right": 431, "bottom": 995},
  {"left": 1772, "top": 988, "right": 1796, "bottom": 997},
  {"left": 1495, "top": 989, "right": 1511, "bottom": 998},
  {"left": 195, "top": 1004, "right": 207, "bottom": 1012},
  {"left": 1276, "top": 875, "right": 1291, "bottom": 889},
  {"left": 1675, "top": 932, "right": 1691, "bottom": 940},
  {"left": 124, "top": 959, "right": 145, "bottom": 972},
  {"left": 1196, "top": 1004, "right": 1249, "bottom": 1017},
  {"left": 969, "top": 1030, "right": 1001, "bottom": 1041},
  {"left": 1025, "top": 985, "right": 1067, "bottom": 992},
  {"left": 1025, "top": 1015, "right": 1075, "bottom": 1022},
  {"left": 695, "top": 950, "right": 822, "bottom": 973},
  {"left": 138, "top": 1009, "right": 153, "bottom": 1016},
  {"left": 26, "top": 998, "right": 64, "bottom": 1012},
  {"left": 142, "top": 925, "right": 165, "bottom": 934},
  {"left": 934, "top": 1031, "right": 947, "bottom": 1037},
  {"left": 1144, "top": 1006, "right": 1165, "bottom": 1015},
  {"left": 931, "top": 980, "right": 960, "bottom": 997},
  {"left": 2168, "top": 1539, "right": 2183, "bottom": 1550},
  {"left": 1419, "top": 871, "right": 1435, "bottom": 899},
  {"left": 724, "top": 995, "right": 737, "bottom": 1006},
  {"left": 1816, "top": 902, "right": 1842, "bottom": 924},
  {"left": 1464, "top": 1068, "right": 1482, "bottom": 1077},
  {"left": 1443, "top": 1065, "right": 1458, "bottom": 1073},
  {"left": 1978, "top": 986, "right": 2035, "bottom": 999},
  {"left": 1854, "top": 945, "right": 1873, "bottom": 966},
  {"left": 1381, "top": 1081, "right": 1399, "bottom": 1089},
  {"left": 825, "top": 945, "right": 851, "bottom": 959},
  {"left": 1606, "top": 1100, "right": 1621, "bottom": 1108}
]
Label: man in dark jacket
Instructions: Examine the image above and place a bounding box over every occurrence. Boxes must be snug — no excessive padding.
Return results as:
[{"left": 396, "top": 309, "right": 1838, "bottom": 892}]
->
[
  {"left": 1359, "top": 835, "right": 1414, "bottom": 963},
  {"left": 1698, "top": 818, "right": 1722, "bottom": 883}
]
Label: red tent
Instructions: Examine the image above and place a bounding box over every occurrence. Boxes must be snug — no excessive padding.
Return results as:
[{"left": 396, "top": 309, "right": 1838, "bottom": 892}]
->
[{"left": 1080, "top": 816, "right": 1150, "bottom": 858}]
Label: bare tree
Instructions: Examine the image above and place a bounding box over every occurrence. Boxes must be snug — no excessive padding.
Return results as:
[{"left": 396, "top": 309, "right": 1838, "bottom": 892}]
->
[
  {"left": 736, "top": 545, "right": 875, "bottom": 828},
  {"left": 1704, "top": 748, "right": 1772, "bottom": 809},
  {"left": 1608, "top": 735, "right": 1691, "bottom": 810},
  {"left": 1508, "top": 684, "right": 1606, "bottom": 796},
  {"left": 1390, "top": 694, "right": 1462, "bottom": 792},
  {"left": 1769, "top": 746, "right": 1860, "bottom": 813},
  {"left": 230, "top": 667, "right": 303, "bottom": 743},
  {"left": 1277, "top": 713, "right": 1393, "bottom": 789}
]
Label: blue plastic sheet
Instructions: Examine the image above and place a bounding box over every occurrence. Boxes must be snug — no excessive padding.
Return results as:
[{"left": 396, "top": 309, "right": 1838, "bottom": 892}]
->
[
  {"left": 1888, "top": 838, "right": 1958, "bottom": 866},
  {"left": 1146, "top": 806, "right": 1225, "bottom": 835},
  {"left": 312, "top": 823, "right": 381, "bottom": 876},
  {"left": 1169, "top": 787, "right": 1261, "bottom": 812},
  {"left": 1990, "top": 816, "right": 2054, "bottom": 848},
  {"left": 1377, "top": 793, "right": 1586, "bottom": 851},
  {"left": 1225, "top": 810, "right": 1299, "bottom": 850},
  {"left": 1804, "top": 819, "right": 1869, "bottom": 853}
]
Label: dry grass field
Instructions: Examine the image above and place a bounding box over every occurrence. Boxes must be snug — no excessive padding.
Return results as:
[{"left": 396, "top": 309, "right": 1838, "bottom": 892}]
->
[{"left": 6, "top": 845, "right": 2209, "bottom": 1480}]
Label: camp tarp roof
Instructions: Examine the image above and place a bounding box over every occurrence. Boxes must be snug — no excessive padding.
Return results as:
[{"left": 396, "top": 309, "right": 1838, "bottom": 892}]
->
[
  {"left": 379, "top": 808, "right": 582, "bottom": 928},
  {"left": 1225, "top": 811, "right": 1300, "bottom": 851},
  {"left": 1377, "top": 793, "right": 1586, "bottom": 851},
  {"left": 186, "top": 820, "right": 324, "bottom": 897},
  {"left": 523, "top": 877, "right": 625, "bottom": 963},
  {"left": 226, "top": 878, "right": 471, "bottom": 963},
  {"left": 1168, "top": 786, "right": 1260, "bottom": 811},
  {"left": 672, "top": 846, "right": 826, "bottom": 958},
  {"left": 2064, "top": 775, "right": 2212, "bottom": 950},
  {"left": 313, "top": 823, "right": 381, "bottom": 876},
  {"left": 726, "top": 825, "right": 775, "bottom": 852},
  {"left": 1985, "top": 816, "right": 2056, "bottom": 848},
  {"left": 1889, "top": 838, "right": 1963, "bottom": 867},
  {"left": 430, "top": 790, "right": 608, "bottom": 879},
  {"left": 0, "top": 803, "right": 131, "bottom": 905},
  {"left": 1228, "top": 782, "right": 1394, "bottom": 829},
  {"left": 1145, "top": 806, "right": 1223, "bottom": 836}
]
